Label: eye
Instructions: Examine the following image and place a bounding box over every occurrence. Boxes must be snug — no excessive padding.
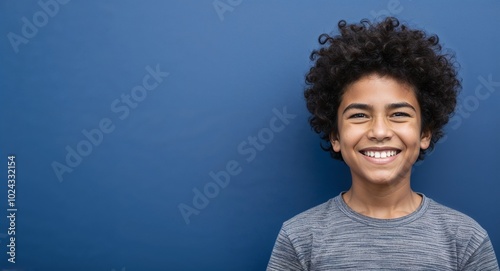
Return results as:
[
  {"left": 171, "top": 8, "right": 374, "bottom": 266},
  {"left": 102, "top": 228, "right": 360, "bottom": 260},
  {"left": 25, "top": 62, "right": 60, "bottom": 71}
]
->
[
  {"left": 391, "top": 112, "right": 411, "bottom": 117},
  {"left": 349, "top": 113, "right": 368, "bottom": 119}
]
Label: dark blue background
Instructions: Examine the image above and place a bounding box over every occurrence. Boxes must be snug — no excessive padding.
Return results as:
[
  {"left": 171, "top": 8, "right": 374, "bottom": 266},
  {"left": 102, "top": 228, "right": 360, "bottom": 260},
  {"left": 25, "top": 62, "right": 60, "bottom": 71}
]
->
[{"left": 1, "top": 1, "right": 499, "bottom": 270}]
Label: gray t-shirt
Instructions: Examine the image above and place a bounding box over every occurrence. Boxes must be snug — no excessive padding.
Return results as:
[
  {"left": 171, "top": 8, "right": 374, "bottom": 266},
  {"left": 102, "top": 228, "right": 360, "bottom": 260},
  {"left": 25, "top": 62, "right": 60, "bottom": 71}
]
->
[{"left": 267, "top": 193, "right": 499, "bottom": 270}]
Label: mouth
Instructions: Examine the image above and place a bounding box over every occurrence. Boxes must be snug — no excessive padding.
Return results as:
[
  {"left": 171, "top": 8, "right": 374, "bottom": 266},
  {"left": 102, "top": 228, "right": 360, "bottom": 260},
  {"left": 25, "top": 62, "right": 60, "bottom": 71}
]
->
[{"left": 359, "top": 149, "right": 401, "bottom": 159}]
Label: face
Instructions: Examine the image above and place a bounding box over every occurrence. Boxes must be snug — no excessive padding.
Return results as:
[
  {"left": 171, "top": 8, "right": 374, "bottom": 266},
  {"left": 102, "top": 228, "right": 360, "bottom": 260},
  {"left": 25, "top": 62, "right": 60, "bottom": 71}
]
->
[{"left": 331, "top": 74, "right": 431, "bottom": 187}]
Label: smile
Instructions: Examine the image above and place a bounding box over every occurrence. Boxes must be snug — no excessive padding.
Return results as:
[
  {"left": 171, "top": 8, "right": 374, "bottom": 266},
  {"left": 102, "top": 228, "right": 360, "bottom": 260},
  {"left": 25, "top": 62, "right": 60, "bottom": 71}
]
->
[{"left": 362, "top": 150, "right": 400, "bottom": 159}]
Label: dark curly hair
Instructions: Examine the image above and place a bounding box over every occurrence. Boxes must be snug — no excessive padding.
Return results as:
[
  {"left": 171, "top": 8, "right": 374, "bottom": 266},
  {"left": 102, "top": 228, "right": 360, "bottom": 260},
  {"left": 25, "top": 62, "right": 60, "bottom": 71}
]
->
[{"left": 304, "top": 17, "right": 460, "bottom": 161}]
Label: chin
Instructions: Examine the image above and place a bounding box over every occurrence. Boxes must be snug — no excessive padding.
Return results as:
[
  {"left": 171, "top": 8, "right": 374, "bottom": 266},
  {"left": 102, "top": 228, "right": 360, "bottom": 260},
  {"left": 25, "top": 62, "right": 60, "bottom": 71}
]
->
[{"left": 359, "top": 171, "right": 409, "bottom": 185}]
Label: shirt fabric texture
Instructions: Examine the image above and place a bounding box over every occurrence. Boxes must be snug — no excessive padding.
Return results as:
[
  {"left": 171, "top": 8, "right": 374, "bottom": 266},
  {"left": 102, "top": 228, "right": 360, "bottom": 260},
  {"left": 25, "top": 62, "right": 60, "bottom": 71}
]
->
[{"left": 267, "top": 193, "right": 499, "bottom": 271}]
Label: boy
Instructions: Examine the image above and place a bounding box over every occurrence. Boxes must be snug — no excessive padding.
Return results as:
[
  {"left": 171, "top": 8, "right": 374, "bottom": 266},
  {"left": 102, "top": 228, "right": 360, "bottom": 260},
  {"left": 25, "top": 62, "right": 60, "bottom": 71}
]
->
[{"left": 267, "top": 17, "right": 499, "bottom": 270}]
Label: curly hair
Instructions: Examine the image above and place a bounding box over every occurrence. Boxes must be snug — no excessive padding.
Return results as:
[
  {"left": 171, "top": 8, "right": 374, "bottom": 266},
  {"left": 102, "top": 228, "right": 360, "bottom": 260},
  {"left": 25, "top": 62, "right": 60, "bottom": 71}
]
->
[{"left": 304, "top": 17, "right": 460, "bottom": 161}]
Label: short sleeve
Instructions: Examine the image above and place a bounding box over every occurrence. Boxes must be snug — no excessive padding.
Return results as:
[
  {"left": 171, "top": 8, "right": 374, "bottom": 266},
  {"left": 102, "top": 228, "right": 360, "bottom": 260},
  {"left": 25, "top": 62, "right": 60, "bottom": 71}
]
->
[
  {"left": 461, "top": 233, "right": 499, "bottom": 271},
  {"left": 267, "top": 227, "right": 306, "bottom": 271}
]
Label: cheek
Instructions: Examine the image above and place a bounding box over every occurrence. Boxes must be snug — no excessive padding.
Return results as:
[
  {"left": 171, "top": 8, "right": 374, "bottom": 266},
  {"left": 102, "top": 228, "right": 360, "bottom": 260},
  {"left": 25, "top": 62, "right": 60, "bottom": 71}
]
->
[
  {"left": 397, "top": 127, "right": 422, "bottom": 148},
  {"left": 338, "top": 126, "right": 364, "bottom": 149},
  {"left": 341, "top": 124, "right": 368, "bottom": 139}
]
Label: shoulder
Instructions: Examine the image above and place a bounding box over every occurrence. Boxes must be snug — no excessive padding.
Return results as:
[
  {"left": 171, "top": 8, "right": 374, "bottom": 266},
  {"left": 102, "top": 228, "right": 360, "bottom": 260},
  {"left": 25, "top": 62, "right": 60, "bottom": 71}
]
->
[
  {"left": 281, "top": 196, "right": 345, "bottom": 235},
  {"left": 425, "top": 197, "right": 489, "bottom": 244},
  {"left": 426, "top": 198, "right": 486, "bottom": 230},
  {"left": 425, "top": 197, "right": 499, "bottom": 269}
]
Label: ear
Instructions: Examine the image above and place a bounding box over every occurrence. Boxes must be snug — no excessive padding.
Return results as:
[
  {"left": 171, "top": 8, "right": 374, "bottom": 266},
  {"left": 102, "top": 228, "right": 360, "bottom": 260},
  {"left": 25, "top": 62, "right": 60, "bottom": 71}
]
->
[
  {"left": 420, "top": 130, "right": 432, "bottom": 150},
  {"left": 329, "top": 133, "right": 341, "bottom": 153}
]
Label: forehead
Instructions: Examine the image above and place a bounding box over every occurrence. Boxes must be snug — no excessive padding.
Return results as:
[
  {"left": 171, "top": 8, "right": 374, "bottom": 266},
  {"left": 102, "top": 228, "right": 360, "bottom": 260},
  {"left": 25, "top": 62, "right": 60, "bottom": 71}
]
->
[{"left": 340, "top": 74, "right": 419, "bottom": 109}]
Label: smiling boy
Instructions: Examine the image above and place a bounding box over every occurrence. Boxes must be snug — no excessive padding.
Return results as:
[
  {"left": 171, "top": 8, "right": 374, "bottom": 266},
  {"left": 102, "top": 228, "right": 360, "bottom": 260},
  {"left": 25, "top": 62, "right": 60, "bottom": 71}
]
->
[
  {"left": 333, "top": 75, "right": 427, "bottom": 220},
  {"left": 267, "top": 18, "right": 499, "bottom": 270}
]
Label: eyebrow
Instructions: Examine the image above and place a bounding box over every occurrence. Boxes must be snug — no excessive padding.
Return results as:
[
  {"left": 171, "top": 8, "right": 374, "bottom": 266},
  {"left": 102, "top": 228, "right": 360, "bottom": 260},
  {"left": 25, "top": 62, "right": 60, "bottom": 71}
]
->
[
  {"left": 342, "top": 102, "right": 417, "bottom": 115},
  {"left": 342, "top": 103, "right": 372, "bottom": 115},
  {"left": 386, "top": 102, "right": 417, "bottom": 112}
]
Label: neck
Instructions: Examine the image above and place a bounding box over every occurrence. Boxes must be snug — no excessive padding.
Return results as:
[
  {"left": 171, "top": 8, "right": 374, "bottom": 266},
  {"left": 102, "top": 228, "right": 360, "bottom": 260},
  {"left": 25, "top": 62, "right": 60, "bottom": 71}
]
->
[{"left": 342, "top": 182, "right": 422, "bottom": 219}]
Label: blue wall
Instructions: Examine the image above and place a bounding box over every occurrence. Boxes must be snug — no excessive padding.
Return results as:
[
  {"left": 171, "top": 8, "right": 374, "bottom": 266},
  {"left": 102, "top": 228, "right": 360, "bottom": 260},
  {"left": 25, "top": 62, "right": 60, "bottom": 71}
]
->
[{"left": 1, "top": 1, "right": 499, "bottom": 270}]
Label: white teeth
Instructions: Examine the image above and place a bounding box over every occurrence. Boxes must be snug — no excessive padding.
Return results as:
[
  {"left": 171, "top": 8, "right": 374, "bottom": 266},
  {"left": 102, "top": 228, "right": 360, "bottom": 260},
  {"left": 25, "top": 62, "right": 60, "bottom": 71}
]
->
[{"left": 363, "top": 150, "right": 398, "bottom": 158}]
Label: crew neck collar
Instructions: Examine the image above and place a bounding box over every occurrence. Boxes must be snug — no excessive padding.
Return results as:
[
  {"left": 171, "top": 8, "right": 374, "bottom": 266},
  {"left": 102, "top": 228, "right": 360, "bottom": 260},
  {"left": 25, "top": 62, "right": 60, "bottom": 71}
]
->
[{"left": 334, "top": 192, "right": 430, "bottom": 227}]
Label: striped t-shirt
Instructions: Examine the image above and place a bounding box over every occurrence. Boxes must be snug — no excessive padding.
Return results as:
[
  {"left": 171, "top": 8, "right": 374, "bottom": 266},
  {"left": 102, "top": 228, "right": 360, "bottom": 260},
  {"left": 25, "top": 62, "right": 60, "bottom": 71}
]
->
[{"left": 267, "top": 193, "right": 499, "bottom": 270}]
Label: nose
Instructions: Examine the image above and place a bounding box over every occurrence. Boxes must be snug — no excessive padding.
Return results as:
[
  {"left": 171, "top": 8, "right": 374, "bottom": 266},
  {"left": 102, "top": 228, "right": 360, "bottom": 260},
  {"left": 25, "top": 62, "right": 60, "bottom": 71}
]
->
[{"left": 367, "top": 116, "right": 393, "bottom": 142}]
